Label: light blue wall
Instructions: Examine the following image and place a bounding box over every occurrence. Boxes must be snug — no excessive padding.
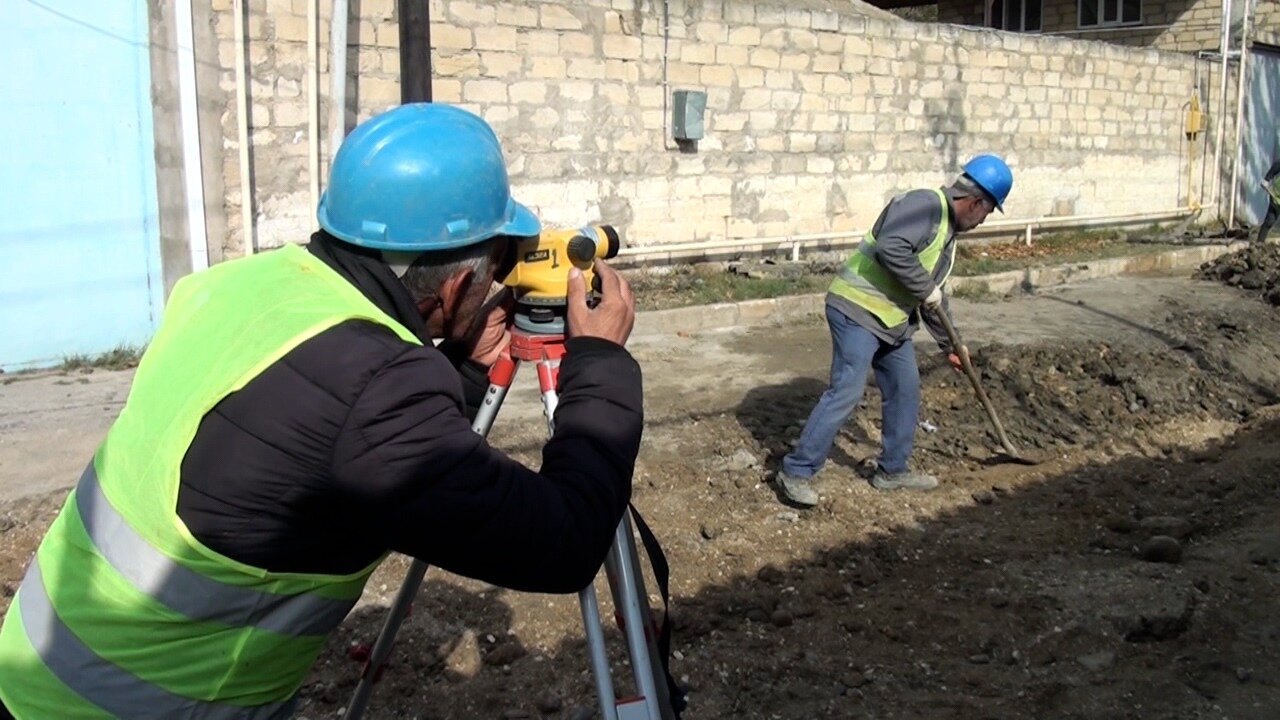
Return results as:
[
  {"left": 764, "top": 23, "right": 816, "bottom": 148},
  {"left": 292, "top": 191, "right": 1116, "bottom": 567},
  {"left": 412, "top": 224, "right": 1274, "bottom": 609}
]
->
[{"left": 0, "top": 0, "right": 164, "bottom": 371}]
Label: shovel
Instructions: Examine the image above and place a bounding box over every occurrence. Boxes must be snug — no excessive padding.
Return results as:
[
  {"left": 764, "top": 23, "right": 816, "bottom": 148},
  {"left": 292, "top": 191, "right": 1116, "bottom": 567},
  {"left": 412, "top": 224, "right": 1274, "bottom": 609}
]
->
[{"left": 930, "top": 307, "right": 1039, "bottom": 466}]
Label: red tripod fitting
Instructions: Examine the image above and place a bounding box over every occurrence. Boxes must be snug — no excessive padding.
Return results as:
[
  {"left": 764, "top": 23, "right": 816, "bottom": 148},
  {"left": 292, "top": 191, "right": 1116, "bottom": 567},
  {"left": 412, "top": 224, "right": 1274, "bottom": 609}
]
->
[{"left": 489, "top": 329, "right": 567, "bottom": 392}]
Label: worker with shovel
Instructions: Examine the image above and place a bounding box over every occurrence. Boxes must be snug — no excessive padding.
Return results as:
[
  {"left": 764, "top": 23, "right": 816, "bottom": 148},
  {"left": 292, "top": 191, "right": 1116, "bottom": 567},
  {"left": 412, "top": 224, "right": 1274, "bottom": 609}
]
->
[
  {"left": 775, "top": 155, "right": 1013, "bottom": 507},
  {"left": 0, "top": 104, "right": 643, "bottom": 719}
]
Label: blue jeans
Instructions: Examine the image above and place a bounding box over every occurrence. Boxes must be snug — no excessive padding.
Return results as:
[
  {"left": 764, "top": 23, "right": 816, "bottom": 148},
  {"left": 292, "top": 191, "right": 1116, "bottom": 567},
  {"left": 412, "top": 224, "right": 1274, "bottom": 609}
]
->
[{"left": 782, "top": 306, "right": 920, "bottom": 478}]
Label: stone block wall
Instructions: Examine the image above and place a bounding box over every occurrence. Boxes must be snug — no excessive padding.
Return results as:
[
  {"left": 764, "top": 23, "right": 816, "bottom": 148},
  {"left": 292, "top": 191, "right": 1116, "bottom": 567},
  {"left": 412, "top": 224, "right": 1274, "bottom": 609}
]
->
[
  {"left": 204, "top": 0, "right": 1211, "bottom": 257},
  {"left": 1257, "top": 0, "right": 1280, "bottom": 45},
  {"left": 937, "top": 0, "right": 1279, "bottom": 53},
  {"left": 937, "top": 0, "right": 984, "bottom": 25},
  {"left": 1043, "top": 0, "right": 1225, "bottom": 52}
]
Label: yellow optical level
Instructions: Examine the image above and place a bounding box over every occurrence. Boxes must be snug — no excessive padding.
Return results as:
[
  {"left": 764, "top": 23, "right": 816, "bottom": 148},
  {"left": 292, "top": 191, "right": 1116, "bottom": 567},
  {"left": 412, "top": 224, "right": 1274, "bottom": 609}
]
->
[{"left": 502, "top": 225, "right": 621, "bottom": 305}]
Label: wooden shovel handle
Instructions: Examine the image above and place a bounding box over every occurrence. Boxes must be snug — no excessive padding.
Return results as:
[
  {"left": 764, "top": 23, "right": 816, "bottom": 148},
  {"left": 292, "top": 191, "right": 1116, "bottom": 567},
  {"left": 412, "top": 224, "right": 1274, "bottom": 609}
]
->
[{"left": 930, "top": 307, "right": 1021, "bottom": 457}]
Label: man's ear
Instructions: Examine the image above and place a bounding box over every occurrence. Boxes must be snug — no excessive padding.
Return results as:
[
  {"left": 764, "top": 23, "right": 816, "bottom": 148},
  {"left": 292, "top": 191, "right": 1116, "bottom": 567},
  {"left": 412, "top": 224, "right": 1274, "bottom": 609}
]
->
[{"left": 436, "top": 266, "right": 476, "bottom": 324}]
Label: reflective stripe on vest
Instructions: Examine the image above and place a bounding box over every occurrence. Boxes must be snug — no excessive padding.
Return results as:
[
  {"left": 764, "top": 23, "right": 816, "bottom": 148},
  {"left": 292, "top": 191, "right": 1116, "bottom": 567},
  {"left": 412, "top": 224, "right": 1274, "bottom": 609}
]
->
[
  {"left": 0, "top": 245, "right": 421, "bottom": 717},
  {"left": 829, "top": 188, "right": 954, "bottom": 328},
  {"left": 76, "top": 464, "right": 356, "bottom": 637},
  {"left": 17, "top": 560, "right": 298, "bottom": 720}
]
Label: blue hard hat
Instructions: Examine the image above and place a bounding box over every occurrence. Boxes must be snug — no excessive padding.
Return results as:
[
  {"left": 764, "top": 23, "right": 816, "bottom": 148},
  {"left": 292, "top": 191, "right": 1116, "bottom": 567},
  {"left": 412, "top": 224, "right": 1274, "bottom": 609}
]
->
[
  {"left": 318, "top": 104, "right": 540, "bottom": 251},
  {"left": 961, "top": 154, "right": 1013, "bottom": 212}
]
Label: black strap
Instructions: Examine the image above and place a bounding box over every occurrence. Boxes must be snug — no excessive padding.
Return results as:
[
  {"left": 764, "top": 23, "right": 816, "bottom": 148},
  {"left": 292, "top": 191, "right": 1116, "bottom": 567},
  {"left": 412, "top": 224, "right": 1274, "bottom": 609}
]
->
[{"left": 628, "top": 504, "right": 687, "bottom": 717}]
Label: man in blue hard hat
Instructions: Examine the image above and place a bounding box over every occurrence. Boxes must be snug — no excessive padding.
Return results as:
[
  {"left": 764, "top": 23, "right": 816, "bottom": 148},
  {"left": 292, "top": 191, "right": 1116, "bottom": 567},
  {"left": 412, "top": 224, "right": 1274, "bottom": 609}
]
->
[
  {"left": 0, "top": 104, "right": 641, "bottom": 718},
  {"left": 775, "top": 155, "right": 1013, "bottom": 507}
]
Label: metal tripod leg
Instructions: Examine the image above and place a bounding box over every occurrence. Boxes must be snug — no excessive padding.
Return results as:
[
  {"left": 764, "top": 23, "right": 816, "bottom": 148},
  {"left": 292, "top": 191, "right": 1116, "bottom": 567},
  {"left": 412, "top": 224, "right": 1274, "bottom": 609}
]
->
[
  {"left": 532, "top": 361, "right": 621, "bottom": 720},
  {"left": 343, "top": 559, "right": 427, "bottom": 719},
  {"left": 604, "top": 514, "right": 675, "bottom": 720},
  {"left": 343, "top": 357, "right": 518, "bottom": 720},
  {"left": 535, "top": 362, "right": 671, "bottom": 720},
  {"left": 579, "top": 576, "right": 620, "bottom": 720},
  {"left": 346, "top": 347, "right": 674, "bottom": 720}
]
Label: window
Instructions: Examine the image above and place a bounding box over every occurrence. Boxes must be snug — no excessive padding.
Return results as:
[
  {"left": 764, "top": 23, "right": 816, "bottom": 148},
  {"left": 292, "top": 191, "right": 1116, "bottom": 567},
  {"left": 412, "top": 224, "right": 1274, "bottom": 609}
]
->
[
  {"left": 1079, "top": 0, "right": 1141, "bottom": 27},
  {"left": 991, "top": 0, "right": 1042, "bottom": 32}
]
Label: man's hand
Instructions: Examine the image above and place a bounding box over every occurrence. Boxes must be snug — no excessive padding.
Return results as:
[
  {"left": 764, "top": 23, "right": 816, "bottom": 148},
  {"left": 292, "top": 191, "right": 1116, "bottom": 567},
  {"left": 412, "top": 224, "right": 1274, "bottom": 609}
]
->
[
  {"left": 468, "top": 287, "right": 515, "bottom": 367},
  {"left": 923, "top": 286, "right": 944, "bottom": 310},
  {"left": 567, "top": 260, "right": 635, "bottom": 346},
  {"left": 947, "top": 345, "right": 968, "bottom": 374}
]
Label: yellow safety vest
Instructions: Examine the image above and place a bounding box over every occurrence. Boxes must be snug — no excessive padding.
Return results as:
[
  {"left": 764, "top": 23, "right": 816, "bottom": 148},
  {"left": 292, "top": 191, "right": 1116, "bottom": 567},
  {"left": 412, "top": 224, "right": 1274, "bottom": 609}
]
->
[
  {"left": 829, "top": 188, "right": 954, "bottom": 328},
  {"left": 0, "top": 244, "right": 419, "bottom": 719}
]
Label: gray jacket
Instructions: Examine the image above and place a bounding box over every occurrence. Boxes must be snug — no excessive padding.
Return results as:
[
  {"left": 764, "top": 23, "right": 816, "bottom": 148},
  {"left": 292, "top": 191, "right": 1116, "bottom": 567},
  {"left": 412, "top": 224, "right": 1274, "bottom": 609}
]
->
[{"left": 826, "top": 187, "right": 960, "bottom": 353}]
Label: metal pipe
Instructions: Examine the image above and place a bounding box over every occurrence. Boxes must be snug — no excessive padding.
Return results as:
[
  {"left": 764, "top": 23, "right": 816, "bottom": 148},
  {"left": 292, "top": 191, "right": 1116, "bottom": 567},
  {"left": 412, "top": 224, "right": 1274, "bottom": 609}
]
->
[
  {"left": 1191, "top": 58, "right": 1207, "bottom": 208},
  {"left": 175, "top": 0, "right": 208, "bottom": 272},
  {"left": 1045, "top": 23, "right": 1176, "bottom": 35},
  {"left": 1000, "top": 208, "right": 1199, "bottom": 231},
  {"left": 233, "top": 0, "right": 254, "bottom": 255},
  {"left": 660, "top": 0, "right": 674, "bottom": 151},
  {"left": 328, "top": 0, "right": 350, "bottom": 164},
  {"left": 1179, "top": 100, "right": 1189, "bottom": 207},
  {"left": 308, "top": 0, "right": 320, "bottom": 210},
  {"left": 1202, "top": 108, "right": 1213, "bottom": 207},
  {"left": 1196, "top": 54, "right": 1214, "bottom": 206},
  {"left": 1227, "top": 0, "right": 1252, "bottom": 228},
  {"left": 616, "top": 207, "right": 1206, "bottom": 263},
  {"left": 1212, "top": 0, "right": 1233, "bottom": 214},
  {"left": 398, "top": 0, "right": 432, "bottom": 103},
  {"left": 615, "top": 231, "right": 862, "bottom": 259}
]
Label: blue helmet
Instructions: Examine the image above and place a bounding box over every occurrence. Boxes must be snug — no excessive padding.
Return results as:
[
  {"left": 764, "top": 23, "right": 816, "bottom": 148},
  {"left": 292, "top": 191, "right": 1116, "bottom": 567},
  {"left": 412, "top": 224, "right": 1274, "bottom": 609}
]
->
[
  {"left": 318, "top": 104, "right": 540, "bottom": 251},
  {"left": 962, "top": 154, "right": 1013, "bottom": 212}
]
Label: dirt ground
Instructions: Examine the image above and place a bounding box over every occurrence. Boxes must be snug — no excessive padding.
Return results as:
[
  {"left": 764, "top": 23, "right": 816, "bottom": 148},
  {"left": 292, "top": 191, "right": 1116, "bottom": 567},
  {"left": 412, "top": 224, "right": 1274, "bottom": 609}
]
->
[{"left": 1, "top": 271, "right": 1278, "bottom": 719}]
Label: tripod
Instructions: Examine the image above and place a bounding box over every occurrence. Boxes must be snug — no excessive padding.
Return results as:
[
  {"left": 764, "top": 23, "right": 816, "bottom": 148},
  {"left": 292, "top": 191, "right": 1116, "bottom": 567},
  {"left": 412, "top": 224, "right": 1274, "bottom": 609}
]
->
[{"left": 344, "top": 325, "right": 678, "bottom": 720}]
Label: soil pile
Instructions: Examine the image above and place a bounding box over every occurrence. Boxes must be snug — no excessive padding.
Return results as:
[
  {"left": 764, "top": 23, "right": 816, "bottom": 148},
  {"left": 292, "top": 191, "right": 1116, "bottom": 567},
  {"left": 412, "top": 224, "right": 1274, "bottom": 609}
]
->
[
  {"left": 739, "top": 301, "right": 1280, "bottom": 471},
  {"left": 1196, "top": 244, "right": 1280, "bottom": 305},
  {"left": 914, "top": 306, "right": 1275, "bottom": 463}
]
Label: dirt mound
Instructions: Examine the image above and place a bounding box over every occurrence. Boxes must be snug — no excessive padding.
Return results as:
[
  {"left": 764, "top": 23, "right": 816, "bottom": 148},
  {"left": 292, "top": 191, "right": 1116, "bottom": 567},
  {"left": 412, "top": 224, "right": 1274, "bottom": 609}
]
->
[
  {"left": 736, "top": 301, "right": 1280, "bottom": 471},
  {"left": 1195, "top": 244, "right": 1280, "bottom": 305},
  {"left": 915, "top": 311, "right": 1274, "bottom": 463}
]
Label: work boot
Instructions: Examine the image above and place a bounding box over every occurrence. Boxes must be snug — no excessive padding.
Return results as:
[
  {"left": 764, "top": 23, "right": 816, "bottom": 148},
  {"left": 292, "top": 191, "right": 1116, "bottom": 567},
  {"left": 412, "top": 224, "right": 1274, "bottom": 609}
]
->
[
  {"left": 776, "top": 472, "right": 819, "bottom": 507},
  {"left": 870, "top": 468, "right": 939, "bottom": 491}
]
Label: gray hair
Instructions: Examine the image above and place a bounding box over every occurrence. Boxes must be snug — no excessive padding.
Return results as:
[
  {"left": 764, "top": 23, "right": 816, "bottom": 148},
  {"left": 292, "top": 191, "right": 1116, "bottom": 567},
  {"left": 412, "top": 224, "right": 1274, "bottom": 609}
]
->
[
  {"left": 387, "top": 238, "right": 500, "bottom": 305},
  {"left": 950, "top": 174, "right": 986, "bottom": 199}
]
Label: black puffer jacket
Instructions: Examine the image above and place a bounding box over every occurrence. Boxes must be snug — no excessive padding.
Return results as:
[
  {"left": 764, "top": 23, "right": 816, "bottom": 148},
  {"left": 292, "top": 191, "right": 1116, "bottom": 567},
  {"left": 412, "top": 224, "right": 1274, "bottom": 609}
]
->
[{"left": 175, "top": 232, "right": 642, "bottom": 593}]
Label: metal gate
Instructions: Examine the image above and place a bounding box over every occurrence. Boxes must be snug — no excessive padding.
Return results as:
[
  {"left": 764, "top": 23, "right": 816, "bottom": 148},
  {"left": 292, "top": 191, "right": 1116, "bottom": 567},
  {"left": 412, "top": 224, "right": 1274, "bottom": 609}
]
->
[
  {"left": 1239, "top": 44, "right": 1280, "bottom": 227},
  {"left": 0, "top": 0, "right": 164, "bottom": 371}
]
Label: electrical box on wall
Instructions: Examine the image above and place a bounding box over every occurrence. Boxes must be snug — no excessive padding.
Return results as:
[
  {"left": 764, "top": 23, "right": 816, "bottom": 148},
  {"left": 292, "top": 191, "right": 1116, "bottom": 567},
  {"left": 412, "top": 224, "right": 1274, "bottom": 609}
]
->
[
  {"left": 671, "top": 90, "right": 706, "bottom": 141},
  {"left": 1185, "top": 94, "right": 1204, "bottom": 138}
]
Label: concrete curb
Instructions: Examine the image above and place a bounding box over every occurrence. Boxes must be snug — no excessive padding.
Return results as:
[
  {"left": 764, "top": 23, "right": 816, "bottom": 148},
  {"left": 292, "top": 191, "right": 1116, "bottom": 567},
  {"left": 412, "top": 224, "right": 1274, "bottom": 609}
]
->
[{"left": 632, "top": 243, "right": 1241, "bottom": 338}]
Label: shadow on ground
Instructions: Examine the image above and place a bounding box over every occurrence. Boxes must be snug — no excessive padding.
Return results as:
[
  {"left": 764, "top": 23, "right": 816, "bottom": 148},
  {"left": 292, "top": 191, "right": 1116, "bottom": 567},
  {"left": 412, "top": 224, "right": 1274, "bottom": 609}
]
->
[
  {"left": 299, "top": 416, "right": 1280, "bottom": 720},
  {"left": 735, "top": 376, "right": 878, "bottom": 476}
]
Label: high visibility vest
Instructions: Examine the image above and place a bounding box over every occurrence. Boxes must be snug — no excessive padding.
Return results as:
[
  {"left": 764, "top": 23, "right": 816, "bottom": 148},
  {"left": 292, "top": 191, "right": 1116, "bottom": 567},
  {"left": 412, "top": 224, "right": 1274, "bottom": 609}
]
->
[
  {"left": 1268, "top": 174, "right": 1280, "bottom": 205},
  {"left": 0, "top": 244, "right": 419, "bottom": 719},
  {"left": 828, "top": 188, "right": 954, "bottom": 328}
]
